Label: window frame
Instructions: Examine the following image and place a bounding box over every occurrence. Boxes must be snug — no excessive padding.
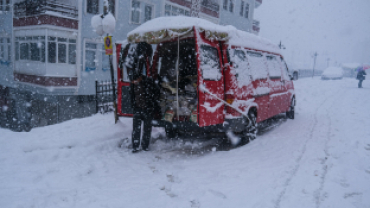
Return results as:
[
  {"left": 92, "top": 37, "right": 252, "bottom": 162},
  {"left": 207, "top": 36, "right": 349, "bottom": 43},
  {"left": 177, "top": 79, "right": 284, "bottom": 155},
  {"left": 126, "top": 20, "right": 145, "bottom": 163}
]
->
[
  {"left": 240, "top": 1, "right": 244, "bottom": 16},
  {"left": 244, "top": 3, "right": 249, "bottom": 18},
  {"left": 84, "top": 39, "right": 110, "bottom": 72},
  {"left": 144, "top": 3, "right": 154, "bottom": 22},
  {"left": 223, "top": 0, "right": 228, "bottom": 10},
  {"left": 130, "top": 0, "right": 141, "bottom": 24},
  {"left": 164, "top": 3, "right": 190, "bottom": 17},
  {"left": 86, "top": 0, "right": 100, "bottom": 14},
  {"left": 14, "top": 36, "right": 75, "bottom": 65},
  {"left": 229, "top": 0, "right": 234, "bottom": 13}
]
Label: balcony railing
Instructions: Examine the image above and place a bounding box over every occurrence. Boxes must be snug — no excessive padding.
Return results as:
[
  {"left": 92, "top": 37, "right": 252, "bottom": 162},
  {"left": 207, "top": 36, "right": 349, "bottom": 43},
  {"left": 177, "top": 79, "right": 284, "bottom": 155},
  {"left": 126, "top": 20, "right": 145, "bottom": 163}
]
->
[{"left": 14, "top": 0, "right": 78, "bottom": 19}]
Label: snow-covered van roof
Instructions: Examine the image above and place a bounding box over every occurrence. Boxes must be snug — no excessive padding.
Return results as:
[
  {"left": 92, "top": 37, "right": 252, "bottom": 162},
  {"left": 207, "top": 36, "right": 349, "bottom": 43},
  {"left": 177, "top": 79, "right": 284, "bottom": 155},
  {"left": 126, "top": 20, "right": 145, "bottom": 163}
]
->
[{"left": 127, "top": 16, "right": 281, "bottom": 55}]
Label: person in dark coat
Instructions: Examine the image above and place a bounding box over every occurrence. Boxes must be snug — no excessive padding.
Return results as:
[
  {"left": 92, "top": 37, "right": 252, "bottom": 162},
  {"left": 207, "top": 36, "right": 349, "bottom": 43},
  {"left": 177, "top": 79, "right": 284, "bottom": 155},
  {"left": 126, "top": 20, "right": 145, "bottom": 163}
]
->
[
  {"left": 357, "top": 70, "right": 366, "bottom": 88},
  {"left": 121, "top": 42, "right": 155, "bottom": 152}
]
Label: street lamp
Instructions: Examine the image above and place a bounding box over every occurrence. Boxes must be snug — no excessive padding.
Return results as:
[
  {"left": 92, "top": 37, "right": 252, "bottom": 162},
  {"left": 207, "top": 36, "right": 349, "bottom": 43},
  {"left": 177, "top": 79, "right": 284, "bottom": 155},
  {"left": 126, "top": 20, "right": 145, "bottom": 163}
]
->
[
  {"left": 278, "top": 41, "right": 286, "bottom": 49},
  {"left": 91, "top": 0, "right": 118, "bottom": 123},
  {"left": 312, "top": 52, "right": 318, "bottom": 78}
]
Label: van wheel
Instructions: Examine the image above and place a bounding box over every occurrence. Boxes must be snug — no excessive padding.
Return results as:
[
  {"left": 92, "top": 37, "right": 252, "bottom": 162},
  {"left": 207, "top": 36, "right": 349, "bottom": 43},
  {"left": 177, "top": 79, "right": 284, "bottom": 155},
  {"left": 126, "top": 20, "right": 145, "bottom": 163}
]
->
[
  {"left": 241, "top": 111, "right": 257, "bottom": 145},
  {"left": 286, "top": 97, "right": 295, "bottom": 119}
]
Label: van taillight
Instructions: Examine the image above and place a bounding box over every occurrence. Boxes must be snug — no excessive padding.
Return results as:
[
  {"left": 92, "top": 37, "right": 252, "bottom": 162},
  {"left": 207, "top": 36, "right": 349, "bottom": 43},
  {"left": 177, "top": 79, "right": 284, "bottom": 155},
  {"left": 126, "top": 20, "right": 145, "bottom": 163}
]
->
[{"left": 225, "top": 94, "right": 235, "bottom": 114}]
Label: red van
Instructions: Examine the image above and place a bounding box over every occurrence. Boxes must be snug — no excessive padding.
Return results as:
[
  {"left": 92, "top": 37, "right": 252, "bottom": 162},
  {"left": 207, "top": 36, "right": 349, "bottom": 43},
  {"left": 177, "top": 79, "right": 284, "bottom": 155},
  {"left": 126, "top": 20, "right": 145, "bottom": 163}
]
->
[{"left": 116, "top": 17, "right": 295, "bottom": 143}]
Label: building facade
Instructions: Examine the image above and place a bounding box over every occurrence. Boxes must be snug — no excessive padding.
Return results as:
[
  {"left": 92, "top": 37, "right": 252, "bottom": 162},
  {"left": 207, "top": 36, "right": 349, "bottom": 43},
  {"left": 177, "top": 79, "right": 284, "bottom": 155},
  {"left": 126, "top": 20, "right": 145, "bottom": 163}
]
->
[{"left": 0, "top": 0, "right": 262, "bottom": 130}]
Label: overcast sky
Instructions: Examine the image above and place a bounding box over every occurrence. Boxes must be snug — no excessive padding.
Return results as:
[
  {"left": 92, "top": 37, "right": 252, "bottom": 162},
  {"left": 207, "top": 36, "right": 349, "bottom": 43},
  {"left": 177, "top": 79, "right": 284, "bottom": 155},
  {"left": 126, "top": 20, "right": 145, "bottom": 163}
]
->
[{"left": 255, "top": 0, "right": 370, "bottom": 69}]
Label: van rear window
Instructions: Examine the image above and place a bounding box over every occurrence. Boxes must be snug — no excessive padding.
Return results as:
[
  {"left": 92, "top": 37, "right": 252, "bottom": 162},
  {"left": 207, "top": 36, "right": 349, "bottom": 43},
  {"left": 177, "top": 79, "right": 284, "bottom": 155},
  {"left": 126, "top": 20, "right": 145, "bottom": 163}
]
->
[{"left": 199, "top": 45, "right": 221, "bottom": 81}]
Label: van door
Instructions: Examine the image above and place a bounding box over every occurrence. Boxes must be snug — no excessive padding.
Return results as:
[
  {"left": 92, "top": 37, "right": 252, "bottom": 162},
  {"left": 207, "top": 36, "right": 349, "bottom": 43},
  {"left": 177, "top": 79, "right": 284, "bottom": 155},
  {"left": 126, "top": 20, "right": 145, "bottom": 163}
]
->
[
  {"left": 116, "top": 43, "right": 134, "bottom": 116},
  {"left": 280, "top": 57, "right": 293, "bottom": 112},
  {"left": 196, "top": 39, "right": 225, "bottom": 127},
  {"left": 266, "top": 55, "right": 283, "bottom": 118},
  {"left": 246, "top": 50, "right": 269, "bottom": 122}
]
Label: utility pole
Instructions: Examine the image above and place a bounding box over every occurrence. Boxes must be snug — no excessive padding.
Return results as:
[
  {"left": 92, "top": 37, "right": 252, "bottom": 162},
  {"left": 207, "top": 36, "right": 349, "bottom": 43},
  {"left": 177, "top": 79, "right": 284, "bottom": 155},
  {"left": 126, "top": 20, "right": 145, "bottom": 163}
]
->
[
  {"left": 312, "top": 52, "right": 318, "bottom": 78},
  {"left": 278, "top": 41, "right": 286, "bottom": 49},
  {"left": 326, "top": 58, "right": 330, "bottom": 67}
]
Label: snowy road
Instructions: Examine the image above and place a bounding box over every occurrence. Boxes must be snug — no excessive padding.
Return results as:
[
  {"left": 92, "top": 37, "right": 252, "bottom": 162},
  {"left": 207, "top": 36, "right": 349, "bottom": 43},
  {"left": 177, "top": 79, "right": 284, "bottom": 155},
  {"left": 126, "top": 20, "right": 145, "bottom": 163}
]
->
[{"left": 1, "top": 78, "right": 370, "bottom": 208}]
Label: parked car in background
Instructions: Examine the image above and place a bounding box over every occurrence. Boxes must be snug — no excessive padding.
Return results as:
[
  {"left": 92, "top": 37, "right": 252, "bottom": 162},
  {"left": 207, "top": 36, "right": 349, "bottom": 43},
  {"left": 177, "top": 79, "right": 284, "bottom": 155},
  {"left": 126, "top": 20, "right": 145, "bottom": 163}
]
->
[{"left": 321, "top": 67, "right": 343, "bottom": 80}]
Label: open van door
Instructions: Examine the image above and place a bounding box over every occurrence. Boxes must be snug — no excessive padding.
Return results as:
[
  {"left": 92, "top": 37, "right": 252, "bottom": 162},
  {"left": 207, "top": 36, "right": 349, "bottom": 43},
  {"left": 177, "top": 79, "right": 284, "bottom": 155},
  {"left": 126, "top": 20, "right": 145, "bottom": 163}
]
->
[
  {"left": 116, "top": 43, "right": 133, "bottom": 116},
  {"left": 196, "top": 31, "right": 225, "bottom": 127}
]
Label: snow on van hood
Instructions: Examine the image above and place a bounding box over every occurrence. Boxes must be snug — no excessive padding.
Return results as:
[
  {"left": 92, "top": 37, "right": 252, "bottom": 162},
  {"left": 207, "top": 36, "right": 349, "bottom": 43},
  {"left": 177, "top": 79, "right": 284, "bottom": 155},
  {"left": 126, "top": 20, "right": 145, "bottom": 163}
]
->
[{"left": 127, "top": 16, "right": 281, "bottom": 55}]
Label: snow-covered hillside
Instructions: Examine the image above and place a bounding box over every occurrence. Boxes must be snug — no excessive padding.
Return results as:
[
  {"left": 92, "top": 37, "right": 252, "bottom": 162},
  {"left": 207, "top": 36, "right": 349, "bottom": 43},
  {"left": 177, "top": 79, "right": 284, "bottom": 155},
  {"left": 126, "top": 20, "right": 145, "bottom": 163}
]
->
[{"left": 1, "top": 78, "right": 369, "bottom": 208}]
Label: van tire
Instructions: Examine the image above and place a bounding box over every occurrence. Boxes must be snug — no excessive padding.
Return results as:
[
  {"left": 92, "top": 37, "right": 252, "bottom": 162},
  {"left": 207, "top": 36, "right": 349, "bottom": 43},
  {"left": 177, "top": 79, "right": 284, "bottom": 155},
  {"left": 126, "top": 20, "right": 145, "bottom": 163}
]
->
[
  {"left": 286, "top": 97, "right": 295, "bottom": 119},
  {"left": 241, "top": 110, "right": 257, "bottom": 145}
]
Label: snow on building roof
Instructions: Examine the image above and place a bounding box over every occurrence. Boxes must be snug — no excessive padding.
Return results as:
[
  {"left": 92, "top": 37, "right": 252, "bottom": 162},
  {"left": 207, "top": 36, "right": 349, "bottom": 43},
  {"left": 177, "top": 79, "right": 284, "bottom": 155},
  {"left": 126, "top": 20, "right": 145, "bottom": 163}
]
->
[{"left": 127, "top": 16, "right": 281, "bottom": 55}]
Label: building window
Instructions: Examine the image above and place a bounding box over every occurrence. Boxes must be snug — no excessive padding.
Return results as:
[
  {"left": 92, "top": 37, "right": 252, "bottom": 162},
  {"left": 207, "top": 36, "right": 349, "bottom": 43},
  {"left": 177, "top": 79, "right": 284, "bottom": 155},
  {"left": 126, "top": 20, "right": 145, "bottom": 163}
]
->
[
  {"left": 102, "top": 45, "right": 110, "bottom": 71},
  {"left": 0, "top": 39, "right": 4, "bottom": 60},
  {"left": 229, "top": 0, "right": 234, "bottom": 13},
  {"left": 48, "top": 37, "right": 57, "bottom": 63},
  {"left": 131, "top": 0, "right": 140, "bottom": 24},
  {"left": 85, "top": 43, "right": 97, "bottom": 71},
  {"left": 223, "top": 0, "right": 227, "bottom": 10},
  {"left": 87, "top": 0, "right": 99, "bottom": 14},
  {"left": 5, "top": 0, "right": 10, "bottom": 11},
  {"left": 20, "top": 43, "right": 29, "bottom": 60},
  {"left": 15, "top": 36, "right": 74, "bottom": 64},
  {"left": 144, "top": 4, "right": 153, "bottom": 22},
  {"left": 68, "top": 39, "right": 76, "bottom": 64},
  {"left": 165, "top": 4, "right": 190, "bottom": 17},
  {"left": 240, "top": 1, "right": 244, "bottom": 16},
  {"left": 58, "top": 38, "right": 67, "bottom": 63},
  {"left": 108, "top": 0, "right": 115, "bottom": 16},
  {"left": 244, "top": 3, "right": 249, "bottom": 18}
]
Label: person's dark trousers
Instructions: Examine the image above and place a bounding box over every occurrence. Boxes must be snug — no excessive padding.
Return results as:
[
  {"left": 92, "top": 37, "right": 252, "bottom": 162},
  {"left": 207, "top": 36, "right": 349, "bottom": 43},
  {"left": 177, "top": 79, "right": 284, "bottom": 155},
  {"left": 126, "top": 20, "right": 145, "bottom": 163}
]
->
[
  {"left": 358, "top": 79, "right": 364, "bottom": 88},
  {"left": 132, "top": 110, "right": 153, "bottom": 150}
]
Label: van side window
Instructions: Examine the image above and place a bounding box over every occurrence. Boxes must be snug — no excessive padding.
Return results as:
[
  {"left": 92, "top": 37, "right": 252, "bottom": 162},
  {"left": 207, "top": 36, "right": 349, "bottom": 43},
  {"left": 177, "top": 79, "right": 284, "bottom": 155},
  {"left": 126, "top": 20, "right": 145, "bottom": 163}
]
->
[
  {"left": 200, "top": 45, "right": 221, "bottom": 81},
  {"left": 280, "top": 57, "right": 290, "bottom": 81},
  {"left": 231, "top": 49, "right": 251, "bottom": 86},
  {"left": 266, "top": 55, "right": 281, "bottom": 79},
  {"left": 247, "top": 51, "right": 267, "bottom": 80}
]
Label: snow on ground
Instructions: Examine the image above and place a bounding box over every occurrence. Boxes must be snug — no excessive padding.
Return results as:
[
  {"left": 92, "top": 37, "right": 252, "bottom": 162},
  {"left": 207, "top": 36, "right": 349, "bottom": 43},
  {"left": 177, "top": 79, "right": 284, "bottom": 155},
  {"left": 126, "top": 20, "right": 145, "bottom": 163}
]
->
[{"left": 1, "top": 77, "right": 370, "bottom": 208}]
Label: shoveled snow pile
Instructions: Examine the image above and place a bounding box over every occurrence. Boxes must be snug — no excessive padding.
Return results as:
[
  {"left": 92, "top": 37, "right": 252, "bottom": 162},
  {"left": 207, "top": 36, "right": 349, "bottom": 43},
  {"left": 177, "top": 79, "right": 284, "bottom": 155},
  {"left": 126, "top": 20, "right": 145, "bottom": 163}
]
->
[{"left": 1, "top": 78, "right": 370, "bottom": 208}]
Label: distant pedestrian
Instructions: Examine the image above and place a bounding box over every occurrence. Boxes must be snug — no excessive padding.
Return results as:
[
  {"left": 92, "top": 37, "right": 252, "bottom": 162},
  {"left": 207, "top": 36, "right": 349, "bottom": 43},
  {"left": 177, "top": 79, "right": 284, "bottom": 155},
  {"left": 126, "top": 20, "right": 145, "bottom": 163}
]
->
[{"left": 357, "top": 70, "right": 366, "bottom": 88}]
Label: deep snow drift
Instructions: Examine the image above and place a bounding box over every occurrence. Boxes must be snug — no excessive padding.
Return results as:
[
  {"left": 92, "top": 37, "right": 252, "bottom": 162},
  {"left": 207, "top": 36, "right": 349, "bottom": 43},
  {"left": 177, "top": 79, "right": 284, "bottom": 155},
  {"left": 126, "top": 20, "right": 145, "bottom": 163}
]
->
[{"left": 1, "top": 77, "right": 370, "bottom": 208}]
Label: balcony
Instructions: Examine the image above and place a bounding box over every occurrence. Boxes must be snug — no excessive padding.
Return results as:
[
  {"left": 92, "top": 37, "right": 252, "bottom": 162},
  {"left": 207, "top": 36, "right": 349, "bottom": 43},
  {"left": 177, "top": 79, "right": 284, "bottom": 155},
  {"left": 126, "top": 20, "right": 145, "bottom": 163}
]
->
[
  {"left": 255, "top": 0, "right": 262, "bottom": 8},
  {"left": 14, "top": 0, "right": 78, "bottom": 19},
  {"left": 252, "top": 20, "right": 260, "bottom": 35}
]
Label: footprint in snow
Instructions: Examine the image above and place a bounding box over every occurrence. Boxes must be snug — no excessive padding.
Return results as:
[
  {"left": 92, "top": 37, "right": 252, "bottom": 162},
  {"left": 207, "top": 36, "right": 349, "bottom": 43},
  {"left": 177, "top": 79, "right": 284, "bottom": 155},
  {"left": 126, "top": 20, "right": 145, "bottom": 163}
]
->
[
  {"left": 208, "top": 189, "right": 227, "bottom": 199},
  {"left": 160, "top": 186, "right": 177, "bottom": 198},
  {"left": 167, "top": 174, "right": 181, "bottom": 183},
  {"left": 190, "top": 199, "right": 200, "bottom": 208},
  {"left": 365, "top": 144, "right": 370, "bottom": 151},
  {"left": 343, "top": 192, "right": 362, "bottom": 199}
]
